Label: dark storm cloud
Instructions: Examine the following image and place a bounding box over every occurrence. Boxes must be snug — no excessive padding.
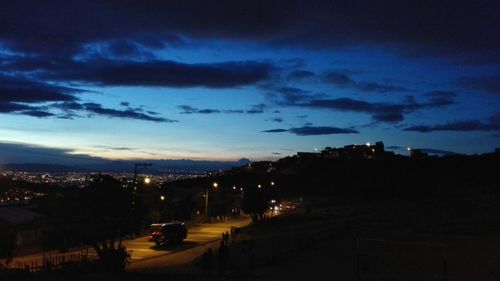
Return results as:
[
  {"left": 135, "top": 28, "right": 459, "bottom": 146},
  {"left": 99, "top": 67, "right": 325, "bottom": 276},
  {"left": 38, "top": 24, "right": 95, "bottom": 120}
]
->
[
  {"left": 81, "top": 34, "right": 189, "bottom": 59},
  {"left": 0, "top": 74, "right": 84, "bottom": 117},
  {"left": 30, "top": 59, "right": 274, "bottom": 88},
  {"left": 246, "top": 104, "right": 267, "bottom": 114},
  {"left": 83, "top": 103, "right": 177, "bottom": 123},
  {"left": 177, "top": 105, "right": 221, "bottom": 114},
  {"left": 262, "top": 125, "right": 358, "bottom": 136},
  {"left": 456, "top": 75, "right": 500, "bottom": 94},
  {"left": 0, "top": 3, "right": 190, "bottom": 56},
  {"left": 226, "top": 110, "right": 245, "bottom": 114},
  {"left": 1, "top": 54, "right": 274, "bottom": 89},
  {"left": 420, "top": 91, "right": 457, "bottom": 107},
  {"left": 0, "top": 102, "right": 31, "bottom": 113},
  {"left": 0, "top": 74, "right": 80, "bottom": 103},
  {"left": 103, "top": 39, "right": 147, "bottom": 57},
  {"left": 287, "top": 70, "right": 316, "bottom": 82},
  {"left": 92, "top": 145, "right": 137, "bottom": 151},
  {"left": 197, "top": 109, "right": 221, "bottom": 114},
  {"left": 178, "top": 104, "right": 266, "bottom": 115},
  {"left": 323, "top": 72, "right": 354, "bottom": 86},
  {"left": 289, "top": 126, "right": 358, "bottom": 135},
  {"left": 272, "top": 90, "right": 457, "bottom": 123},
  {"left": 0, "top": 102, "right": 55, "bottom": 118},
  {"left": 52, "top": 102, "right": 85, "bottom": 111},
  {"left": 49, "top": 101, "right": 170, "bottom": 122},
  {"left": 178, "top": 105, "right": 199, "bottom": 114},
  {"left": 268, "top": 117, "right": 283, "bottom": 123},
  {"left": 323, "top": 71, "right": 408, "bottom": 93},
  {"left": 274, "top": 87, "right": 311, "bottom": 95},
  {"left": 0, "top": 1, "right": 497, "bottom": 62},
  {"left": 404, "top": 115, "right": 500, "bottom": 133},
  {"left": 298, "top": 98, "right": 407, "bottom": 123},
  {"left": 21, "top": 110, "right": 55, "bottom": 118},
  {"left": 261, "top": 129, "right": 288, "bottom": 133},
  {"left": 0, "top": 141, "right": 105, "bottom": 165},
  {"left": 262, "top": 84, "right": 321, "bottom": 105}
]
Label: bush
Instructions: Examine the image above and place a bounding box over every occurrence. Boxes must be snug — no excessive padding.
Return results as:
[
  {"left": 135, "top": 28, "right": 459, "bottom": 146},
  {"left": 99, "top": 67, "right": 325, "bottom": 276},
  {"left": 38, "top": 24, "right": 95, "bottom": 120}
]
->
[{"left": 97, "top": 246, "right": 130, "bottom": 273}]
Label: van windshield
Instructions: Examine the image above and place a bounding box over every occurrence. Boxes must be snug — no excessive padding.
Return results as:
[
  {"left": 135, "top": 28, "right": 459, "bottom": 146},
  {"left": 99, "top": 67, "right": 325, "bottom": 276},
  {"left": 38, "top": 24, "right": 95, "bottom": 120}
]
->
[{"left": 149, "top": 225, "right": 163, "bottom": 233}]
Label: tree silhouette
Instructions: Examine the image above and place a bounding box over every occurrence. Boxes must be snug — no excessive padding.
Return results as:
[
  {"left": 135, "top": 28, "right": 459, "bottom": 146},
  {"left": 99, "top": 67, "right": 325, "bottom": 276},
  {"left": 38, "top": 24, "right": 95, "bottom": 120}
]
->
[
  {"left": 241, "top": 187, "right": 270, "bottom": 222},
  {"left": 79, "top": 174, "right": 133, "bottom": 271}
]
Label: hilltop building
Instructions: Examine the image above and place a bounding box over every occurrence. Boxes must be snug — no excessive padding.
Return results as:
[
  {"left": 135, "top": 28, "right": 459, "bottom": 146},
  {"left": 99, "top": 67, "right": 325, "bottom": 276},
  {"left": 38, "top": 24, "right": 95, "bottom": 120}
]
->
[
  {"left": 409, "top": 149, "right": 429, "bottom": 159},
  {"left": 298, "top": 141, "right": 396, "bottom": 160}
]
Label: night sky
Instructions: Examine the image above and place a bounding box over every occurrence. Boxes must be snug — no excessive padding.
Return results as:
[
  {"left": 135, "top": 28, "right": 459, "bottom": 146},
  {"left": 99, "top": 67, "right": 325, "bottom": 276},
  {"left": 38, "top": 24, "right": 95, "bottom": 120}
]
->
[{"left": 0, "top": 0, "right": 499, "bottom": 164}]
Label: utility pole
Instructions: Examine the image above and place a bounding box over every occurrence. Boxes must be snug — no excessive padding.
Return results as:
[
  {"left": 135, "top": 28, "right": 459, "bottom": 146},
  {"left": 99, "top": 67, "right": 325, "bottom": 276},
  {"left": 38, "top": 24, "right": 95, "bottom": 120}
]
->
[
  {"left": 205, "top": 186, "right": 209, "bottom": 223},
  {"left": 205, "top": 181, "right": 218, "bottom": 222},
  {"left": 132, "top": 162, "right": 152, "bottom": 210}
]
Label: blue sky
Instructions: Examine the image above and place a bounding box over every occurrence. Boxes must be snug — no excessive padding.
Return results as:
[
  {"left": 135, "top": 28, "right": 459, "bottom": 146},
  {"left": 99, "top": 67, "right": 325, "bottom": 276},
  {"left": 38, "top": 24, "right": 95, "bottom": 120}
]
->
[{"left": 0, "top": 1, "right": 499, "bottom": 164}]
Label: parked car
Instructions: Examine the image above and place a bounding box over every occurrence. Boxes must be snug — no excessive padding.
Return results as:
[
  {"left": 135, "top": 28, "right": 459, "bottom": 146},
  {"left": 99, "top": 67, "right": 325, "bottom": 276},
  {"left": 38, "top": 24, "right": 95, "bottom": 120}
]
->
[{"left": 148, "top": 221, "right": 188, "bottom": 245}]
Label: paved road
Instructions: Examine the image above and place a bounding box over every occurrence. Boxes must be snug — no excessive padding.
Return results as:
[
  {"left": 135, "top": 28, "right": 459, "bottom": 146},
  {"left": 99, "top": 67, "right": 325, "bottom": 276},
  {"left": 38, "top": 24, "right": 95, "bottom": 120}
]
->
[
  {"left": 127, "top": 218, "right": 251, "bottom": 273},
  {"left": 126, "top": 217, "right": 250, "bottom": 262},
  {"left": 5, "top": 217, "right": 251, "bottom": 269}
]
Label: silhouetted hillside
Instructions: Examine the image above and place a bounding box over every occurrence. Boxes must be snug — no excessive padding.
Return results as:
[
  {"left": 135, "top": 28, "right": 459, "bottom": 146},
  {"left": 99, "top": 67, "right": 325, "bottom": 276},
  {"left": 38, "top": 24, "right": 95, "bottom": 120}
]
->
[{"left": 224, "top": 148, "right": 500, "bottom": 201}]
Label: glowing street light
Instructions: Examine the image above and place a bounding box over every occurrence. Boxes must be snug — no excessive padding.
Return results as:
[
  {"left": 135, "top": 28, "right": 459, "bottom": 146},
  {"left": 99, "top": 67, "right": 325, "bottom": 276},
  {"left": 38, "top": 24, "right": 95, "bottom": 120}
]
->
[
  {"left": 257, "top": 184, "right": 262, "bottom": 189},
  {"left": 270, "top": 181, "right": 275, "bottom": 186},
  {"left": 144, "top": 177, "right": 151, "bottom": 184},
  {"left": 160, "top": 195, "right": 165, "bottom": 201}
]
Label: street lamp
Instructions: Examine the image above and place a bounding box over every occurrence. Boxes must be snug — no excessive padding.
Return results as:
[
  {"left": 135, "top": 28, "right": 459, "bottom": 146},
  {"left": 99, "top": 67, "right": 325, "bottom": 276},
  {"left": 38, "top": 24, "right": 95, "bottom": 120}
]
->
[
  {"left": 144, "top": 177, "right": 151, "bottom": 184},
  {"left": 132, "top": 163, "right": 152, "bottom": 210},
  {"left": 160, "top": 195, "right": 165, "bottom": 201},
  {"left": 205, "top": 182, "right": 218, "bottom": 222}
]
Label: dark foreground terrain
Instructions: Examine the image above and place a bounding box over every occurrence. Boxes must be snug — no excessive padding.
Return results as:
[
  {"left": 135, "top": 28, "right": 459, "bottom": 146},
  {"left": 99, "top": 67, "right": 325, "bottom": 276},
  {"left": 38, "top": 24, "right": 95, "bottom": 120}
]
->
[{"left": 3, "top": 194, "right": 500, "bottom": 281}]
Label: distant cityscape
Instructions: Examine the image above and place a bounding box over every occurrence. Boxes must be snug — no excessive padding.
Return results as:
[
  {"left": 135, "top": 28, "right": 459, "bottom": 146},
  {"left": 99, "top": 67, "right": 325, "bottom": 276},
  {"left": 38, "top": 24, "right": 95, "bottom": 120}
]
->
[{"left": 0, "top": 171, "right": 206, "bottom": 206}]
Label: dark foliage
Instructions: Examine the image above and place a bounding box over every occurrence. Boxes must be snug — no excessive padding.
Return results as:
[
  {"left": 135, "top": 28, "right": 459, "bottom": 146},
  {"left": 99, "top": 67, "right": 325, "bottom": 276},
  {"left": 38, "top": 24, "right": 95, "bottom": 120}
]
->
[
  {"left": 270, "top": 154, "right": 500, "bottom": 202},
  {"left": 38, "top": 174, "right": 136, "bottom": 271},
  {"left": 0, "top": 227, "right": 17, "bottom": 263}
]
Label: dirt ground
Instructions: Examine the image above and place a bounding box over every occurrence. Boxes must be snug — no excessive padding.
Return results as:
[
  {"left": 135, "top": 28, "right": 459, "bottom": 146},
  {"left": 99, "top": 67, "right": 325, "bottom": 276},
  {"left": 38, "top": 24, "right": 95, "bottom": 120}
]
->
[{"left": 214, "top": 196, "right": 500, "bottom": 281}]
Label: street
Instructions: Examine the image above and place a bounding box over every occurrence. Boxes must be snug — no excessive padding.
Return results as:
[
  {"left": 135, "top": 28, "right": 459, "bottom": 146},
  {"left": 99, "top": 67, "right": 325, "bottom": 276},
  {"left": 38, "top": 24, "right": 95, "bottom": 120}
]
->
[
  {"left": 5, "top": 217, "right": 251, "bottom": 271},
  {"left": 126, "top": 217, "right": 250, "bottom": 262}
]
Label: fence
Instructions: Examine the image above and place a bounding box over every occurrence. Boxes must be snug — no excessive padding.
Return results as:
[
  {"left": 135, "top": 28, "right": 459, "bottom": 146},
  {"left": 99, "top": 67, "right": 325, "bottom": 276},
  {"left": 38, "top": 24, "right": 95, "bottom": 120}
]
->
[{"left": 2, "top": 249, "right": 94, "bottom": 273}]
